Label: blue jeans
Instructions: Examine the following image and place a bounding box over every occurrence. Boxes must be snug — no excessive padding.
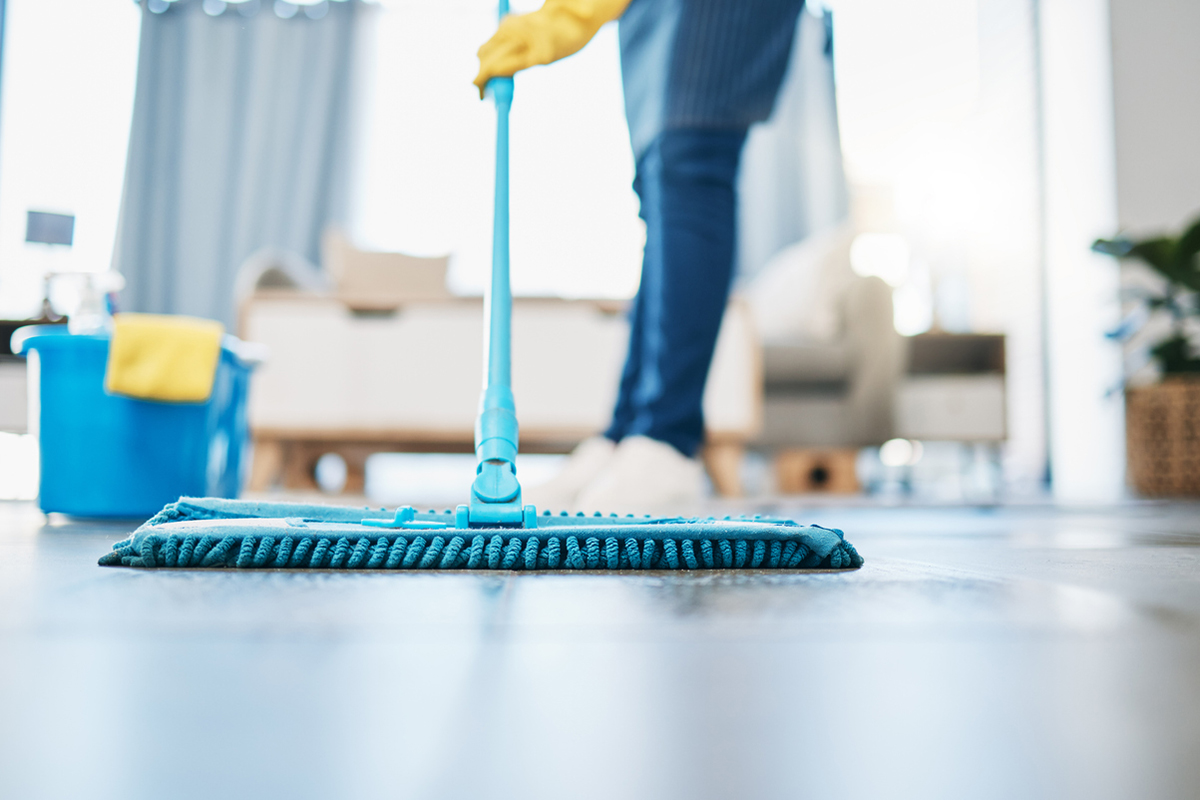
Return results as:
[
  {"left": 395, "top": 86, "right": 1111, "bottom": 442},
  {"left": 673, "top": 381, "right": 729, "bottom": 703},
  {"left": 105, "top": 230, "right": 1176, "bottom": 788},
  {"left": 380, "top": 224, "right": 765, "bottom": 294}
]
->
[{"left": 604, "top": 128, "right": 748, "bottom": 458}]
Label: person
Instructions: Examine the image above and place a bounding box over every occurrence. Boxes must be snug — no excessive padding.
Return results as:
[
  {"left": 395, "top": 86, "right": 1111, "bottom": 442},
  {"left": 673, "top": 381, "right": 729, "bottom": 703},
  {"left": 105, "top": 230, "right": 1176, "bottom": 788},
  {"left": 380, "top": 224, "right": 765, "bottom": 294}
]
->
[{"left": 475, "top": 0, "right": 805, "bottom": 512}]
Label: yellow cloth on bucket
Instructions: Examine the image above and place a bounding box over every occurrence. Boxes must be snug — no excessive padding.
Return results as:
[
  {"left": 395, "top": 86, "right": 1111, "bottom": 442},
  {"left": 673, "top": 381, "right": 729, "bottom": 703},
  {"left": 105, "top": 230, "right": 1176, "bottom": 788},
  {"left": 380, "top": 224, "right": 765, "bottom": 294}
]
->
[{"left": 105, "top": 313, "right": 225, "bottom": 403}]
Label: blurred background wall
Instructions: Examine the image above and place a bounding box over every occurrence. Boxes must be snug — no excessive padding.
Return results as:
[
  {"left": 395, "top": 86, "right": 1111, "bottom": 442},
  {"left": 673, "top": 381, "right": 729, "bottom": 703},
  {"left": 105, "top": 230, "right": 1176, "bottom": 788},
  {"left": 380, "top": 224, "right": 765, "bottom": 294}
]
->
[{"left": 1109, "top": 0, "right": 1200, "bottom": 235}]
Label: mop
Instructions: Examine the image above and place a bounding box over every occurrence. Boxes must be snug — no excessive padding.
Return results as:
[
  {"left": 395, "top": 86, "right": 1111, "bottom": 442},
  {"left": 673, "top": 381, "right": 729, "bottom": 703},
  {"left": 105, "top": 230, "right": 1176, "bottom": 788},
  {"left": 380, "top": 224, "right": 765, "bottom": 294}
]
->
[{"left": 98, "top": 3, "right": 862, "bottom": 572}]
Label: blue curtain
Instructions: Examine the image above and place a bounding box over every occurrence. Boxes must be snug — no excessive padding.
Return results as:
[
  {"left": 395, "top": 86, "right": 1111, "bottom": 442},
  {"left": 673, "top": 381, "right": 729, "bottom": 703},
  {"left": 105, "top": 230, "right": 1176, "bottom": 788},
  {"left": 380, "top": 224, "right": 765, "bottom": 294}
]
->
[
  {"left": 112, "top": 0, "right": 365, "bottom": 328},
  {"left": 736, "top": 7, "right": 849, "bottom": 284}
]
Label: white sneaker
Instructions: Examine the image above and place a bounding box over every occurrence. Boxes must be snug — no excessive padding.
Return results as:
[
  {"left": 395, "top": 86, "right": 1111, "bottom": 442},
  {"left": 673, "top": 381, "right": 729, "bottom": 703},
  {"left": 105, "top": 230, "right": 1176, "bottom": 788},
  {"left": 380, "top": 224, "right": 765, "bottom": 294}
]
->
[
  {"left": 575, "top": 435, "right": 706, "bottom": 516},
  {"left": 521, "top": 436, "right": 616, "bottom": 513}
]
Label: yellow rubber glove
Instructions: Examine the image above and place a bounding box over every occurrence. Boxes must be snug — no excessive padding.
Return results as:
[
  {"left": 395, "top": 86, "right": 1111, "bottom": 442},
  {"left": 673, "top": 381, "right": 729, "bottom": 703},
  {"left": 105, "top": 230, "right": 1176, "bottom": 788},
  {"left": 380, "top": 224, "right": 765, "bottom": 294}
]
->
[{"left": 474, "top": 0, "right": 631, "bottom": 97}]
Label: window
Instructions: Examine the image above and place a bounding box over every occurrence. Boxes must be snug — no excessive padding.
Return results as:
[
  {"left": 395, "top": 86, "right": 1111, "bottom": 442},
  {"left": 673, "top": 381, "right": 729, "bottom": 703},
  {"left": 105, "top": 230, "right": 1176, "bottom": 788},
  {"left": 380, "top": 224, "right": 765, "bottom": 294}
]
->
[
  {"left": 349, "top": 0, "right": 644, "bottom": 299},
  {"left": 0, "top": 0, "right": 140, "bottom": 318}
]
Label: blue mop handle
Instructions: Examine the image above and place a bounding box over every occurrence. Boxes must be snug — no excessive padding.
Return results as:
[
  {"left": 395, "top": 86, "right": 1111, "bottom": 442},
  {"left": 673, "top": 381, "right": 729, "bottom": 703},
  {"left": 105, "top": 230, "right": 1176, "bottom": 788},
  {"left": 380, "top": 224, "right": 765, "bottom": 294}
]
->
[
  {"left": 471, "top": 0, "right": 521, "bottom": 508},
  {"left": 486, "top": 75, "right": 513, "bottom": 406},
  {"left": 487, "top": 0, "right": 513, "bottom": 401}
]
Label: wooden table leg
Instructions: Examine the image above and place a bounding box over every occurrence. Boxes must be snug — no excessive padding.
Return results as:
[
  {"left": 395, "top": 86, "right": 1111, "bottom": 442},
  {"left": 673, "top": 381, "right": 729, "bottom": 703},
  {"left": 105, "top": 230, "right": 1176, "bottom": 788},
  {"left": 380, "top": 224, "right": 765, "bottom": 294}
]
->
[
  {"left": 704, "top": 442, "right": 745, "bottom": 497},
  {"left": 342, "top": 449, "right": 366, "bottom": 495},
  {"left": 775, "top": 448, "right": 860, "bottom": 494},
  {"left": 248, "top": 436, "right": 284, "bottom": 492},
  {"left": 282, "top": 441, "right": 319, "bottom": 491}
]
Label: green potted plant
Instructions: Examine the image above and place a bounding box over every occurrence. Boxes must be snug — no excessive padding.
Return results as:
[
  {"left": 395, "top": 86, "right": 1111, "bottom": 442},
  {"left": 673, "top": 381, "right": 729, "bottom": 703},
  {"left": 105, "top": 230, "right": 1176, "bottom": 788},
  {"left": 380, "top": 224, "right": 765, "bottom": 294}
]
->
[{"left": 1093, "top": 217, "right": 1200, "bottom": 496}]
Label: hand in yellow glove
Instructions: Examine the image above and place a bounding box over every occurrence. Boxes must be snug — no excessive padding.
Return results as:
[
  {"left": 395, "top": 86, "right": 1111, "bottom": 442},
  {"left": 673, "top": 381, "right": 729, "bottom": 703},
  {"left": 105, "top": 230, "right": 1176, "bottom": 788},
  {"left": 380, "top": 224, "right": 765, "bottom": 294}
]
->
[{"left": 474, "top": 0, "right": 631, "bottom": 98}]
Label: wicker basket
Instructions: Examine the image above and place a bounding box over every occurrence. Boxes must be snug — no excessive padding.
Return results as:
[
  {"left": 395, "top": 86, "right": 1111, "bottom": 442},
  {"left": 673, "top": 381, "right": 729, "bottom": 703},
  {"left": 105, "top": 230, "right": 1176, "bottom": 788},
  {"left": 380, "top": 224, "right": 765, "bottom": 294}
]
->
[{"left": 1126, "top": 378, "right": 1200, "bottom": 496}]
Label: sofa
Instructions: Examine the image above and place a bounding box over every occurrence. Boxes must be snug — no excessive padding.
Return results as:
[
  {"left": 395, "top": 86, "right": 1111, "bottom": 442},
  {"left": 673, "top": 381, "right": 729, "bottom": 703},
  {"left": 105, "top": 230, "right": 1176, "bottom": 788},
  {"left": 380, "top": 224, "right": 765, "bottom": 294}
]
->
[
  {"left": 741, "top": 226, "right": 905, "bottom": 490},
  {"left": 755, "top": 275, "right": 902, "bottom": 447}
]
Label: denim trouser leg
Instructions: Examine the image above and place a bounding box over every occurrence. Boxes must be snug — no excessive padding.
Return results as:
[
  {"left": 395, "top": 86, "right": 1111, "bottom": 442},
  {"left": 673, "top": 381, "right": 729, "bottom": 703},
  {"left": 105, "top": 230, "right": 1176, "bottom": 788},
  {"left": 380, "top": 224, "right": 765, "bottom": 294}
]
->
[{"left": 605, "top": 128, "right": 748, "bottom": 458}]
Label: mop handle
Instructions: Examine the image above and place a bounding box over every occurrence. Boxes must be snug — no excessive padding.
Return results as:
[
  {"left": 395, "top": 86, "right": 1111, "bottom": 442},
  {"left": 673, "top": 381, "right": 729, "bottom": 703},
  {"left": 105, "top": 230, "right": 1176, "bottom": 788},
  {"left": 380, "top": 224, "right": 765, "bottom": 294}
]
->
[
  {"left": 486, "top": 16, "right": 513, "bottom": 401},
  {"left": 471, "top": 0, "right": 521, "bottom": 504}
]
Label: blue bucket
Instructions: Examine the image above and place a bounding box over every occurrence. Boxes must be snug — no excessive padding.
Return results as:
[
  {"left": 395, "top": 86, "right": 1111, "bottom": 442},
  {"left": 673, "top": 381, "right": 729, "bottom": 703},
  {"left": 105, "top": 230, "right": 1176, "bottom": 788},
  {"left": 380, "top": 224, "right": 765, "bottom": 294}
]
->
[{"left": 12, "top": 325, "right": 257, "bottom": 518}]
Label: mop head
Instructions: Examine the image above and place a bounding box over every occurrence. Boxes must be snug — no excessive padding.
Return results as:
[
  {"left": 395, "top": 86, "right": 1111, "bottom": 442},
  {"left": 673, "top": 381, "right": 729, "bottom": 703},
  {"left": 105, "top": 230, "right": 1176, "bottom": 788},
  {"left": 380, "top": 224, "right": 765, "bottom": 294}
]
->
[
  {"left": 99, "top": 497, "right": 863, "bottom": 571},
  {"left": 98, "top": 496, "right": 859, "bottom": 573}
]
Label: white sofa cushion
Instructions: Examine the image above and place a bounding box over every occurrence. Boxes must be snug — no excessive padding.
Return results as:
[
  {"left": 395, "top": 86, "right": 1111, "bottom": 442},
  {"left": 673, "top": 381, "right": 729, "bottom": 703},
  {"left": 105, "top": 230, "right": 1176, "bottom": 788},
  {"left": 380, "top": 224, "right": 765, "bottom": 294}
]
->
[
  {"left": 243, "top": 296, "right": 760, "bottom": 440},
  {"left": 742, "top": 224, "right": 856, "bottom": 344}
]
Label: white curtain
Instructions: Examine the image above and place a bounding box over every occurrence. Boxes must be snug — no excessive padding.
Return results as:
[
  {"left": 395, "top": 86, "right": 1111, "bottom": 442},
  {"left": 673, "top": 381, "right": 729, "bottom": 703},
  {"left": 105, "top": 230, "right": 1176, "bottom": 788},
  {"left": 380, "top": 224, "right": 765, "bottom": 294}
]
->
[{"left": 736, "top": 7, "right": 849, "bottom": 285}]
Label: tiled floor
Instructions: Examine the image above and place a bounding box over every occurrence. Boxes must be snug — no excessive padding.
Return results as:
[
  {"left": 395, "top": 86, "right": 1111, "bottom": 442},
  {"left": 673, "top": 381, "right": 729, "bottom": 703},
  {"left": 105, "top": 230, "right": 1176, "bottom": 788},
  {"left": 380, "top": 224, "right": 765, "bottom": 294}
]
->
[{"left": 1, "top": 498, "right": 1198, "bottom": 799}]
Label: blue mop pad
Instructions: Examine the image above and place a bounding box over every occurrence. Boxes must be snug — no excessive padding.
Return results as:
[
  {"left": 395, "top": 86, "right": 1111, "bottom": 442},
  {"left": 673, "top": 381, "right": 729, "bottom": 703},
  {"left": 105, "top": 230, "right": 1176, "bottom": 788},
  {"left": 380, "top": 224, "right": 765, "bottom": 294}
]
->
[{"left": 98, "top": 497, "right": 862, "bottom": 570}]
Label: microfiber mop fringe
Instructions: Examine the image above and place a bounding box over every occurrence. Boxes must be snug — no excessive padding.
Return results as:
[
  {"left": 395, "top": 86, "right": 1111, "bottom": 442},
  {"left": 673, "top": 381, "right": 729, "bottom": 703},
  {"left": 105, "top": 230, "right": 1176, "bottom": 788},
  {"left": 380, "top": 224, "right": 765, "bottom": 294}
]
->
[
  {"left": 101, "top": 529, "right": 861, "bottom": 570},
  {"left": 98, "top": 498, "right": 862, "bottom": 571}
]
